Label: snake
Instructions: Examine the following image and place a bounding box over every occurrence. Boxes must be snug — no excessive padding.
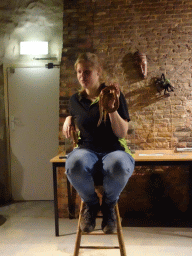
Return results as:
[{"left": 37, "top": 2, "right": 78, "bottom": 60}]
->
[{"left": 97, "top": 85, "right": 119, "bottom": 127}]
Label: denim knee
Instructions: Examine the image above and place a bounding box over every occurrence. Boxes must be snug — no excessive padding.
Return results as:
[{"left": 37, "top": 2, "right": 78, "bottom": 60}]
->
[
  {"left": 102, "top": 151, "right": 135, "bottom": 178},
  {"left": 65, "top": 148, "right": 100, "bottom": 205},
  {"left": 65, "top": 148, "right": 99, "bottom": 177},
  {"left": 101, "top": 151, "right": 135, "bottom": 204}
]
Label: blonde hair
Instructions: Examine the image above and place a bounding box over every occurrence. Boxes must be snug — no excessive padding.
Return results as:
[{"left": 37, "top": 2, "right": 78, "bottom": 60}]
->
[
  {"left": 74, "top": 52, "right": 101, "bottom": 71},
  {"left": 75, "top": 53, "right": 105, "bottom": 95}
]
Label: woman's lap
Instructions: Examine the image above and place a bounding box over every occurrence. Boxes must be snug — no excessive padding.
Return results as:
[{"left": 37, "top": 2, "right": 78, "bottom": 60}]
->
[{"left": 65, "top": 148, "right": 135, "bottom": 205}]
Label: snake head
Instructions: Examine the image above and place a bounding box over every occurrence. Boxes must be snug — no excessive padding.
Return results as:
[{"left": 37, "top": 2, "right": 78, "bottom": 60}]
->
[
  {"left": 97, "top": 85, "right": 120, "bottom": 126},
  {"left": 100, "top": 85, "right": 119, "bottom": 112}
]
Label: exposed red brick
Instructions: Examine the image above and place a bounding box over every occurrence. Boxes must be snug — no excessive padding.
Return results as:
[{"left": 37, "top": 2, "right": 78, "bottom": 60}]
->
[{"left": 58, "top": 0, "right": 192, "bottom": 217}]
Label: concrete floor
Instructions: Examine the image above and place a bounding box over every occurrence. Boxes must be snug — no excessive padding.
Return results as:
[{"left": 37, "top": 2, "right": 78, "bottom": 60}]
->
[{"left": 0, "top": 201, "right": 192, "bottom": 256}]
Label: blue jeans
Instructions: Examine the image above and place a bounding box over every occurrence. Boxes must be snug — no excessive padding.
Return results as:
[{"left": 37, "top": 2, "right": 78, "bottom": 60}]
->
[{"left": 65, "top": 148, "right": 135, "bottom": 206}]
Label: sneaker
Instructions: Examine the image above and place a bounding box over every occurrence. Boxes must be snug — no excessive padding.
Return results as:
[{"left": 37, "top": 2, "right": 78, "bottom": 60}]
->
[
  {"left": 80, "top": 202, "right": 100, "bottom": 233},
  {"left": 101, "top": 203, "right": 117, "bottom": 234}
]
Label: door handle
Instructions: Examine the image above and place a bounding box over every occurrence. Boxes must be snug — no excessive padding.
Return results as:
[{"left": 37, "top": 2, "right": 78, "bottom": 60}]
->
[{"left": 10, "top": 116, "right": 16, "bottom": 130}]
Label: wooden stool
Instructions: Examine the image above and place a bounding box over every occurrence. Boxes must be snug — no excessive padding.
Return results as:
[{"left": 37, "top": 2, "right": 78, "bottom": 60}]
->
[{"left": 73, "top": 186, "right": 127, "bottom": 256}]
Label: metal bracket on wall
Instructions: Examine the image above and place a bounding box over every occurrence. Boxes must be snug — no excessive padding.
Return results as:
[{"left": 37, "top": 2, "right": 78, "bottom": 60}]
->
[
  {"left": 45, "top": 63, "right": 60, "bottom": 69},
  {"left": 9, "top": 67, "right": 15, "bottom": 73}
]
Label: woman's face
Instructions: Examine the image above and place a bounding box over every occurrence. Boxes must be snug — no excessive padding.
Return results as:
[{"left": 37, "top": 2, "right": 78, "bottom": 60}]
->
[{"left": 76, "top": 61, "right": 100, "bottom": 90}]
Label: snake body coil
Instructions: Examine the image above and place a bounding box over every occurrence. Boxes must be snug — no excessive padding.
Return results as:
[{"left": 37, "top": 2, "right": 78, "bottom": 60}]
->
[{"left": 97, "top": 85, "right": 119, "bottom": 127}]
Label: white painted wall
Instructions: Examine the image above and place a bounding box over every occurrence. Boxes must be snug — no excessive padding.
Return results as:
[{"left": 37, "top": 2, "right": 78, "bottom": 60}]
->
[
  {"left": 0, "top": 0, "right": 63, "bottom": 202},
  {"left": 0, "top": 0, "right": 63, "bottom": 65}
]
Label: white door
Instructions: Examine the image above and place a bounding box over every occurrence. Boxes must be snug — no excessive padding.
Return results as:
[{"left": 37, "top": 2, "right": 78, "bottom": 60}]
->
[{"left": 8, "top": 67, "right": 59, "bottom": 200}]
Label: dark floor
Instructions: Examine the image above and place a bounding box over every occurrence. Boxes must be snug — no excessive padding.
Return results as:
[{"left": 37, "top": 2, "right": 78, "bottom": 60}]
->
[{"left": 122, "top": 210, "right": 192, "bottom": 227}]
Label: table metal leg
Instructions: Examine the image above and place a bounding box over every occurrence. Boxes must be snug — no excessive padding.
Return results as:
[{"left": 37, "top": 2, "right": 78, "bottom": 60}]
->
[
  {"left": 188, "top": 165, "right": 192, "bottom": 214},
  {"left": 53, "top": 164, "right": 59, "bottom": 236}
]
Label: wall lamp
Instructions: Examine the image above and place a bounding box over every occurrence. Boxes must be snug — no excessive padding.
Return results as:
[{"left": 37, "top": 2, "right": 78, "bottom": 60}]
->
[{"left": 20, "top": 41, "right": 48, "bottom": 55}]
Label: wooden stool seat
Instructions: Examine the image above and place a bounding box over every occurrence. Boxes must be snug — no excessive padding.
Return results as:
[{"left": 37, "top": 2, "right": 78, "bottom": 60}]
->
[{"left": 73, "top": 199, "right": 127, "bottom": 256}]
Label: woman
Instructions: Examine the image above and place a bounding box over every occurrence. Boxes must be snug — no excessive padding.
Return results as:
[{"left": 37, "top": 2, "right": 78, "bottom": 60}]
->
[{"left": 63, "top": 52, "right": 135, "bottom": 234}]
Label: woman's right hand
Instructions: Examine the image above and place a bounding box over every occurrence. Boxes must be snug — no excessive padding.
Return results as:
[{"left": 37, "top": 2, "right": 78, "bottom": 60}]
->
[{"left": 62, "top": 116, "right": 76, "bottom": 138}]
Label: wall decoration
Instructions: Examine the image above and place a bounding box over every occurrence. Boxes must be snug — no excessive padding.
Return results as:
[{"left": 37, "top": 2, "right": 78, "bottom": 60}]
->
[
  {"left": 134, "top": 51, "right": 147, "bottom": 78},
  {"left": 155, "top": 73, "right": 174, "bottom": 95}
]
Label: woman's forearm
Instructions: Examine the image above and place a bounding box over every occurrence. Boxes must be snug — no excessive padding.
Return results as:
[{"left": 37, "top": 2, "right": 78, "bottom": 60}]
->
[
  {"left": 63, "top": 116, "right": 75, "bottom": 138},
  {"left": 108, "top": 111, "right": 128, "bottom": 138}
]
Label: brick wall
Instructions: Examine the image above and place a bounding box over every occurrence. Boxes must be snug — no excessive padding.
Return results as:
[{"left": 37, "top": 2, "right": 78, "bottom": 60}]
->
[{"left": 58, "top": 0, "right": 191, "bottom": 218}]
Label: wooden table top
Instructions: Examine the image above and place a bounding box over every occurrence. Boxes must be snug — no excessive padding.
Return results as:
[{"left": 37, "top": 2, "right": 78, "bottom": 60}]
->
[{"left": 50, "top": 150, "right": 192, "bottom": 163}]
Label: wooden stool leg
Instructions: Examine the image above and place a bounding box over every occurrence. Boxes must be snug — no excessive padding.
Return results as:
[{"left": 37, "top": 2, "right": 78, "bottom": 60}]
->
[
  {"left": 73, "top": 200, "right": 127, "bottom": 256},
  {"left": 115, "top": 204, "right": 127, "bottom": 256},
  {"left": 73, "top": 201, "right": 84, "bottom": 256}
]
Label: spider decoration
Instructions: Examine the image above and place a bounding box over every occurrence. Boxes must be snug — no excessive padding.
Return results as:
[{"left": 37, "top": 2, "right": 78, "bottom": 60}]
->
[
  {"left": 97, "top": 85, "right": 119, "bottom": 127},
  {"left": 155, "top": 73, "right": 174, "bottom": 95}
]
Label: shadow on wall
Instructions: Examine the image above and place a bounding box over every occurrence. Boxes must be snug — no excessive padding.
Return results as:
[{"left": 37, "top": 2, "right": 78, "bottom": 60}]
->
[
  {"left": 122, "top": 53, "right": 144, "bottom": 84},
  {"left": 121, "top": 53, "right": 170, "bottom": 113},
  {"left": 10, "top": 148, "right": 24, "bottom": 201}
]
